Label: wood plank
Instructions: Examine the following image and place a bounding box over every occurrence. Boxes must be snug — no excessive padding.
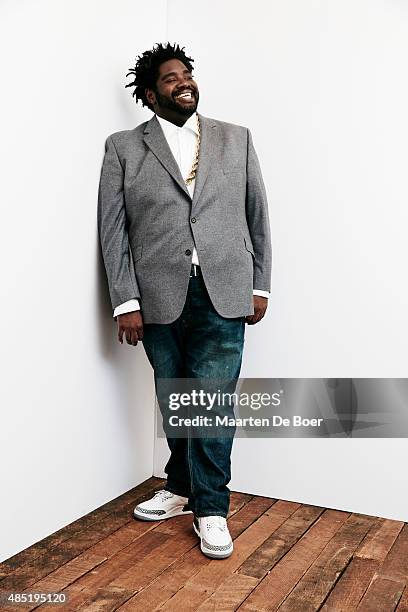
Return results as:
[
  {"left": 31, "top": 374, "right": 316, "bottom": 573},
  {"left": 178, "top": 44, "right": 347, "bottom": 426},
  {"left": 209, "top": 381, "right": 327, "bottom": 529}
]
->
[
  {"left": 73, "top": 524, "right": 201, "bottom": 610},
  {"left": 117, "top": 547, "right": 205, "bottom": 611},
  {"left": 196, "top": 574, "right": 258, "bottom": 611},
  {"left": 357, "top": 575, "right": 404, "bottom": 611},
  {"left": 239, "top": 510, "right": 362, "bottom": 611},
  {"left": 375, "top": 524, "right": 408, "bottom": 584},
  {"left": 228, "top": 492, "right": 255, "bottom": 515},
  {"left": 89, "top": 528, "right": 202, "bottom": 611},
  {"left": 355, "top": 518, "right": 404, "bottom": 561},
  {"left": 396, "top": 587, "right": 408, "bottom": 611},
  {"left": 154, "top": 500, "right": 301, "bottom": 611},
  {"left": 39, "top": 529, "right": 172, "bottom": 612},
  {"left": 238, "top": 504, "right": 325, "bottom": 579},
  {"left": 0, "top": 477, "right": 163, "bottom": 581},
  {"left": 116, "top": 496, "right": 276, "bottom": 611},
  {"left": 2, "top": 520, "right": 163, "bottom": 612},
  {"left": 28, "top": 552, "right": 107, "bottom": 593},
  {"left": 278, "top": 512, "right": 376, "bottom": 611},
  {"left": 228, "top": 496, "right": 279, "bottom": 538},
  {"left": 321, "top": 558, "right": 380, "bottom": 611},
  {"left": 264, "top": 500, "right": 302, "bottom": 518},
  {"left": 0, "top": 483, "right": 166, "bottom": 592},
  {"left": 0, "top": 553, "right": 107, "bottom": 612},
  {"left": 77, "top": 586, "right": 132, "bottom": 611}
]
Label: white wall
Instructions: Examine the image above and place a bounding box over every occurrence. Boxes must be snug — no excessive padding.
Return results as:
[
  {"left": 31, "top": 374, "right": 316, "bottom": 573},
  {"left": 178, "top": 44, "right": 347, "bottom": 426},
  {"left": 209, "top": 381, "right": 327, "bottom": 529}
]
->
[
  {"left": 2, "top": 1, "right": 407, "bottom": 564},
  {"left": 154, "top": 0, "right": 408, "bottom": 521},
  {"left": 0, "top": 0, "right": 167, "bottom": 562}
]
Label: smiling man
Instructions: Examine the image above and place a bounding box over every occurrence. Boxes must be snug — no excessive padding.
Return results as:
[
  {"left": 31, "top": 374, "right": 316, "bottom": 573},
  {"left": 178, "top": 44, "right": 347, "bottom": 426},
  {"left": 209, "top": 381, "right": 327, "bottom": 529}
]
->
[{"left": 98, "top": 42, "right": 272, "bottom": 559}]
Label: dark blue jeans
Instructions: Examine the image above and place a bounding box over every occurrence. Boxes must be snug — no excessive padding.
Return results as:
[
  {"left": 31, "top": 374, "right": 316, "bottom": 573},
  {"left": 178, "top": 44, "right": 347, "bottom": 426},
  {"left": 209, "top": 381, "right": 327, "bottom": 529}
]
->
[{"left": 142, "top": 265, "right": 245, "bottom": 517}]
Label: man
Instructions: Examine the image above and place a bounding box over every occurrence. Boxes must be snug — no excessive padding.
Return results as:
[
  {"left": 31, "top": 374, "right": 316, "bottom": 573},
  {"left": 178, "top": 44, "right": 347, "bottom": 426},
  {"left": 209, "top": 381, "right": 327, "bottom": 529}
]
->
[{"left": 98, "top": 43, "right": 272, "bottom": 559}]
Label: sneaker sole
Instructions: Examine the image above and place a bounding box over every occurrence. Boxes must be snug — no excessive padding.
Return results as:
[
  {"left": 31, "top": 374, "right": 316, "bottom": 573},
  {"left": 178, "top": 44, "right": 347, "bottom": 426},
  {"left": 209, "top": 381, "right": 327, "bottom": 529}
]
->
[
  {"left": 192, "top": 521, "right": 233, "bottom": 559},
  {"left": 133, "top": 506, "right": 193, "bottom": 521}
]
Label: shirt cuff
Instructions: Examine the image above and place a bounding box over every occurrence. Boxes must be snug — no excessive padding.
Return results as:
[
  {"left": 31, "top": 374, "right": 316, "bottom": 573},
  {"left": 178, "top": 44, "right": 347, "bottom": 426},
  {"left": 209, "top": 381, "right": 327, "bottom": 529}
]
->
[
  {"left": 253, "top": 289, "right": 270, "bottom": 299},
  {"left": 113, "top": 299, "right": 140, "bottom": 318}
]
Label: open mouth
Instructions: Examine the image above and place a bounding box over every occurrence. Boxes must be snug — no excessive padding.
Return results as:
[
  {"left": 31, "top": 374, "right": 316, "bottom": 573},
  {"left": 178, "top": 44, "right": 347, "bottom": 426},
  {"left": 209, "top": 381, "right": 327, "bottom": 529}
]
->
[{"left": 174, "top": 90, "right": 195, "bottom": 102}]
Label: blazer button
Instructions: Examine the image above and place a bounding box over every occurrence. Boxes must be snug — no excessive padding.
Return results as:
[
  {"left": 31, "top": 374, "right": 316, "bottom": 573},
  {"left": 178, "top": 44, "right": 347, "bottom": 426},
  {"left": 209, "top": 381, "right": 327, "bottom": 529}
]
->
[
  {"left": 185, "top": 249, "right": 192, "bottom": 256},
  {"left": 191, "top": 217, "right": 196, "bottom": 223}
]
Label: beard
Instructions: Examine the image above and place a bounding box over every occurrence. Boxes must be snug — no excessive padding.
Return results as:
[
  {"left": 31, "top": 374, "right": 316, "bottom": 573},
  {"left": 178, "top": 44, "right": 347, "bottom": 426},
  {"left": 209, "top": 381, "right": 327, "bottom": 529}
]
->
[{"left": 155, "top": 89, "right": 199, "bottom": 116}]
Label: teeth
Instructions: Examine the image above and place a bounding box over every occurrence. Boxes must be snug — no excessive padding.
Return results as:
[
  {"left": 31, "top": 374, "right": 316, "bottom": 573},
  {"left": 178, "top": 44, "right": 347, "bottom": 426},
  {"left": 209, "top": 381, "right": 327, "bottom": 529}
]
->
[{"left": 176, "top": 91, "right": 193, "bottom": 99}]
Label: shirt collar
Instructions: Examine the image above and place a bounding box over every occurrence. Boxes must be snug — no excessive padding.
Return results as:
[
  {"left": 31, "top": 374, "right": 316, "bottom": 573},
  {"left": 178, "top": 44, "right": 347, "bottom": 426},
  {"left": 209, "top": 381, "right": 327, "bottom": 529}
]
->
[{"left": 156, "top": 112, "right": 199, "bottom": 137}]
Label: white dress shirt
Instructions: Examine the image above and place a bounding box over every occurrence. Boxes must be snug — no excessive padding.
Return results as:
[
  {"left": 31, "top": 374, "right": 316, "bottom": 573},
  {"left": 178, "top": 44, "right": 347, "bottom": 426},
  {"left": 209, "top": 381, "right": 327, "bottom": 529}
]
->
[{"left": 113, "top": 112, "right": 269, "bottom": 318}]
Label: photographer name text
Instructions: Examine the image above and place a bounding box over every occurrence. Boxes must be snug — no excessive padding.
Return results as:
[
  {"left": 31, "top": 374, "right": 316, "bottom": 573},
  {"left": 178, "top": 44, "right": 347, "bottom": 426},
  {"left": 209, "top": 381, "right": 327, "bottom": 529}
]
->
[{"left": 168, "top": 415, "right": 323, "bottom": 428}]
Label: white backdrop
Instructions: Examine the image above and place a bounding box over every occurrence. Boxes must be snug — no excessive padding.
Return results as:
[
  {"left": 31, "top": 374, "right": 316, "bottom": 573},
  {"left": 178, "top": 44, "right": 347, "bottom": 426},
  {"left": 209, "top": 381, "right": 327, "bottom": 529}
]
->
[
  {"left": 0, "top": 0, "right": 168, "bottom": 561},
  {"left": 154, "top": 0, "right": 408, "bottom": 521},
  {"left": 2, "top": 0, "right": 408, "bottom": 563}
]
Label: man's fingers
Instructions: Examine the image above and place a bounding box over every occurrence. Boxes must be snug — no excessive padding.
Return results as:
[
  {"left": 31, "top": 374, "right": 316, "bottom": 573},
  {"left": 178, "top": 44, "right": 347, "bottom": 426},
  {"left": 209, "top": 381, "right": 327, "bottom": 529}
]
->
[
  {"left": 248, "top": 309, "right": 266, "bottom": 325},
  {"left": 244, "top": 296, "right": 269, "bottom": 325},
  {"left": 118, "top": 325, "right": 144, "bottom": 345},
  {"left": 247, "top": 311, "right": 262, "bottom": 324},
  {"left": 117, "top": 312, "right": 144, "bottom": 346}
]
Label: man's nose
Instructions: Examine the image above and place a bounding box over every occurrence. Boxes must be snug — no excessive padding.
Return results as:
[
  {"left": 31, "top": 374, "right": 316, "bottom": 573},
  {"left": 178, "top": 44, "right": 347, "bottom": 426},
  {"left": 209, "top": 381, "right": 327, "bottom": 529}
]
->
[{"left": 178, "top": 76, "right": 192, "bottom": 87}]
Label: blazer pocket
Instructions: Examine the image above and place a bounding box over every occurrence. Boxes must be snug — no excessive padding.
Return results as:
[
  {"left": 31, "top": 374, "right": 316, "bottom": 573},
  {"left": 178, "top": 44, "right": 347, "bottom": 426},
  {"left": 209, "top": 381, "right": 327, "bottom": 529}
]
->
[
  {"left": 243, "top": 236, "right": 255, "bottom": 256},
  {"left": 222, "top": 166, "right": 241, "bottom": 175},
  {"left": 132, "top": 244, "right": 143, "bottom": 262}
]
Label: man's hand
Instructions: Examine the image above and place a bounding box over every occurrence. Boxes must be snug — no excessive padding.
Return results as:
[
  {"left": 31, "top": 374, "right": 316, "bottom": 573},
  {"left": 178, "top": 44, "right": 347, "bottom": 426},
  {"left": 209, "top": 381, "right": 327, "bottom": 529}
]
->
[
  {"left": 245, "top": 296, "right": 268, "bottom": 325},
  {"left": 116, "top": 311, "right": 144, "bottom": 345}
]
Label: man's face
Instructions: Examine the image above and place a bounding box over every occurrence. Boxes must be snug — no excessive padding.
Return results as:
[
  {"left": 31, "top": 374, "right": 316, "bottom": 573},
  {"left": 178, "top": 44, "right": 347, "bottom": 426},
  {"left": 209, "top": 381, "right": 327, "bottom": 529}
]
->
[{"left": 146, "top": 58, "right": 199, "bottom": 118}]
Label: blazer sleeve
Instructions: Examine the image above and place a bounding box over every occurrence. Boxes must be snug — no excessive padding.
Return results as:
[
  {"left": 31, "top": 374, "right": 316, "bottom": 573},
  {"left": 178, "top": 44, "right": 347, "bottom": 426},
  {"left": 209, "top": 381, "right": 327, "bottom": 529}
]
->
[
  {"left": 97, "top": 135, "right": 141, "bottom": 311},
  {"left": 245, "top": 128, "right": 272, "bottom": 293}
]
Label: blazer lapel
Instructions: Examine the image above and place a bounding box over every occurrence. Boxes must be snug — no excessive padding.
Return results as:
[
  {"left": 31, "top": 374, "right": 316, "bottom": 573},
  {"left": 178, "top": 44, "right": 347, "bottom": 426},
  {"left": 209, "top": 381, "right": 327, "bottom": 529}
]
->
[
  {"left": 143, "top": 114, "right": 191, "bottom": 199},
  {"left": 192, "top": 113, "right": 217, "bottom": 210},
  {"left": 142, "top": 112, "right": 218, "bottom": 206}
]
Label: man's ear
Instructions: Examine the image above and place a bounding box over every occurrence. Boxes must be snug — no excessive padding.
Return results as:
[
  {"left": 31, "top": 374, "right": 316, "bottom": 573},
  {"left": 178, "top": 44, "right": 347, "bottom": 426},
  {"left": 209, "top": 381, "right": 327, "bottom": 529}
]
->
[{"left": 145, "top": 87, "right": 156, "bottom": 106}]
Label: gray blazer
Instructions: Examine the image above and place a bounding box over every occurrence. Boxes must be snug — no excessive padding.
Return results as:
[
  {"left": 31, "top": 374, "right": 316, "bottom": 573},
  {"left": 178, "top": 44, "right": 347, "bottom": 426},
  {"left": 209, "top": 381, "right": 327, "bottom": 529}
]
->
[{"left": 97, "top": 112, "right": 272, "bottom": 324}]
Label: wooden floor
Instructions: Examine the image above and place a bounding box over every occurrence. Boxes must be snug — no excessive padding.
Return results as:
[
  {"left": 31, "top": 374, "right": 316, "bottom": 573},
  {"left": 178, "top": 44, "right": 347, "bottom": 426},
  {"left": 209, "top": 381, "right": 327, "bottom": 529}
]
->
[{"left": 1, "top": 477, "right": 408, "bottom": 611}]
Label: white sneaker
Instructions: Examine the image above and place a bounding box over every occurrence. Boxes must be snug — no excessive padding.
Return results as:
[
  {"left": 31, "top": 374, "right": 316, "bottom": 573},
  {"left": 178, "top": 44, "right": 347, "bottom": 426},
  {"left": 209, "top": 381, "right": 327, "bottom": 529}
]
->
[
  {"left": 193, "top": 515, "right": 233, "bottom": 559},
  {"left": 133, "top": 489, "right": 192, "bottom": 521}
]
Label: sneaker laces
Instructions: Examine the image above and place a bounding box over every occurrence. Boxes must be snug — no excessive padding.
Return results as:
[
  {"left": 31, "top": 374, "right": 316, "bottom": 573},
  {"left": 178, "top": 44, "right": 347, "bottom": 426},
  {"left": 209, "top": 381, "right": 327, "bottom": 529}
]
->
[
  {"left": 153, "top": 489, "right": 174, "bottom": 501},
  {"left": 204, "top": 516, "right": 227, "bottom": 532}
]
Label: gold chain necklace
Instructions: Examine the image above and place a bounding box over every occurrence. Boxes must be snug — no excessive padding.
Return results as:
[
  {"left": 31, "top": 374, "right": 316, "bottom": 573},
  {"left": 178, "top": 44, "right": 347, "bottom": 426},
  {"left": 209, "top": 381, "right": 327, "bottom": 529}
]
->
[{"left": 185, "top": 114, "right": 200, "bottom": 186}]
